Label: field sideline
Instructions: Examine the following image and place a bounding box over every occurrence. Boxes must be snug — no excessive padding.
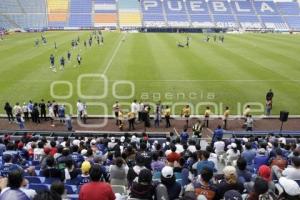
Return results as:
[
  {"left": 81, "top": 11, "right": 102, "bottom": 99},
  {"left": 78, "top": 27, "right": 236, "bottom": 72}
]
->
[{"left": 0, "top": 31, "right": 300, "bottom": 115}]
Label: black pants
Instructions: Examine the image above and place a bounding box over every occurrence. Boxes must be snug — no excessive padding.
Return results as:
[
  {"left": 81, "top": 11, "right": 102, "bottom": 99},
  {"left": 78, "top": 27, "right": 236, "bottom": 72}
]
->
[
  {"left": 41, "top": 109, "right": 46, "bottom": 120},
  {"left": 128, "top": 119, "right": 135, "bottom": 130},
  {"left": 223, "top": 119, "right": 228, "bottom": 130},
  {"left": 6, "top": 112, "right": 14, "bottom": 122},
  {"left": 115, "top": 112, "right": 120, "bottom": 125},
  {"left": 24, "top": 112, "right": 29, "bottom": 120},
  {"left": 204, "top": 117, "right": 209, "bottom": 127},
  {"left": 165, "top": 116, "right": 171, "bottom": 128}
]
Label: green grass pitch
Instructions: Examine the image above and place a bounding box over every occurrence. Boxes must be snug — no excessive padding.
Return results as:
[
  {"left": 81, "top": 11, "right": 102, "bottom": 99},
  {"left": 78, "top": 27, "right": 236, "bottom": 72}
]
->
[{"left": 1, "top": 31, "right": 300, "bottom": 116}]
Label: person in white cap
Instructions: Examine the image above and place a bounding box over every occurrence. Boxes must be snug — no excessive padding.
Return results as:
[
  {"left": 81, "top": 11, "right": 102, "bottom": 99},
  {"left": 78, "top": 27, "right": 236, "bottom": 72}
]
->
[
  {"left": 226, "top": 143, "right": 240, "bottom": 166},
  {"left": 276, "top": 177, "right": 300, "bottom": 200},
  {"left": 108, "top": 137, "right": 117, "bottom": 150},
  {"left": 160, "top": 166, "right": 181, "bottom": 200}
]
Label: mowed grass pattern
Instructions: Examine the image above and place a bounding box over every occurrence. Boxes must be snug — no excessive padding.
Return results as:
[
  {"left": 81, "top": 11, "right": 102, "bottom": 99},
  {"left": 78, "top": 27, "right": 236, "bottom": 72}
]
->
[{"left": 0, "top": 31, "right": 300, "bottom": 115}]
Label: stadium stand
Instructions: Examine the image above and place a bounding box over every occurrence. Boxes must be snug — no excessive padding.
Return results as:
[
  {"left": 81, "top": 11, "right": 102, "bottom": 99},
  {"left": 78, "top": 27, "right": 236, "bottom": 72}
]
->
[
  {"left": 47, "top": 0, "right": 69, "bottom": 28},
  {"left": 0, "top": 0, "right": 300, "bottom": 30},
  {"left": 163, "top": 0, "right": 190, "bottom": 27},
  {"left": 93, "top": 0, "right": 118, "bottom": 27},
  {"left": 69, "top": 0, "right": 93, "bottom": 28},
  {"left": 141, "top": 0, "right": 166, "bottom": 27},
  {"left": 0, "top": 0, "right": 47, "bottom": 29},
  {"left": 0, "top": 129, "right": 300, "bottom": 200},
  {"left": 118, "top": 0, "right": 142, "bottom": 27}
]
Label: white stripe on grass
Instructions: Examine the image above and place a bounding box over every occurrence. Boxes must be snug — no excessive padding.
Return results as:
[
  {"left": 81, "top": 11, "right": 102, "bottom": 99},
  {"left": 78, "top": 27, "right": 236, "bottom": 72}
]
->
[{"left": 102, "top": 33, "right": 127, "bottom": 75}]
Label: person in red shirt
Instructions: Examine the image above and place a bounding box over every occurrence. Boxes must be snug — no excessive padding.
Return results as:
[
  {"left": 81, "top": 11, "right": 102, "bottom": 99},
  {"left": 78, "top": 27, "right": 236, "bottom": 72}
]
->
[
  {"left": 167, "top": 145, "right": 181, "bottom": 163},
  {"left": 79, "top": 164, "right": 115, "bottom": 200}
]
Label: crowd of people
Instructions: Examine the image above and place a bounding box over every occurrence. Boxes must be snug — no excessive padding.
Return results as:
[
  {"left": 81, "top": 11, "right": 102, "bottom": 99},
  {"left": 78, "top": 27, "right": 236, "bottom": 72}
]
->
[
  {"left": 0, "top": 131, "right": 299, "bottom": 200},
  {"left": 3, "top": 93, "right": 272, "bottom": 132},
  {"left": 3, "top": 100, "right": 79, "bottom": 130}
]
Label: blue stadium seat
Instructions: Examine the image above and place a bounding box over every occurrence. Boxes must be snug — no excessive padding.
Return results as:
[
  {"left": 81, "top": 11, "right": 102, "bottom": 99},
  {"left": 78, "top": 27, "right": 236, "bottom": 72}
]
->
[
  {"left": 29, "top": 183, "right": 49, "bottom": 192},
  {"left": 25, "top": 176, "right": 45, "bottom": 184},
  {"left": 65, "top": 184, "right": 78, "bottom": 194}
]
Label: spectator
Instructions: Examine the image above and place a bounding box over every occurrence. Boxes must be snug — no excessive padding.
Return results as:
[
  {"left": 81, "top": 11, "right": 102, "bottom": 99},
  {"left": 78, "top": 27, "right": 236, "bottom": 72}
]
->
[
  {"left": 223, "top": 190, "right": 242, "bottom": 200},
  {"left": 79, "top": 164, "right": 115, "bottom": 200},
  {"left": 241, "top": 142, "right": 256, "bottom": 172},
  {"left": 226, "top": 143, "right": 240, "bottom": 166},
  {"left": 64, "top": 159, "right": 80, "bottom": 184},
  {"left": 281, "top": 156, "right": 300, "bottom": 180},
  {"left": 276, "top": 177, "right": 300, "bottom": 200},
  {"left": 180, "top": 128, "right": 189, "bottom": 143},
  {"left": 50, "top": 181, "right": 66, "bottom": 200},
  {"left": 270, "top": 148, "right": 287, "bottom": 171},
  {"left": 214, "top": 166, "right": 244, "bottom": 200},
  {"left": 127, "top": 155, "right": 146, "bottom": 186},
  {"left": 193, "top": 167, "right": 216, "bottom": 200},
  {"left": 151, "top": 152, "right": 165, "bottom": 172},
  {"left": 33, "top": 190, "right": 61, "bottom": 200},
  {"left": 0, "top": 169, "right": 32, "bottom": 200},
  {"left": 0, "top": 154, "right": 23, "bottom": 177},
  {"left": 214, "top": 137, "right": 225, "bottom": 156},
  {"left": 236, "top": 157, "right": 252, "bottom": 184},
  {"left": 256, "top": 165, "right": 275, "bottom": 193},
  {"left": 130, "top": 169, "right": 155, "bottom": 199},
  {"left": 254, "top": 148, "right": 269, "bottom": 172},
  {"left": 76, "top": 161, "right": 91, "bottom": 185},
  {"left": 136, "top": 142, "right": 152, "bottom": 169},
  {"left": 109, "top": 157, "right": 128, "bottom": 186},
  {"left": 196, "top": 151, "right": 216, "bottom": 174},
  {"left": 42, "top": 156, "right": 64, "bottom": 181},
  {"left": 166, "top": 145, "right": 181, "bottom": 163},
  {"left": 160, "top": 166, "right": 181, "bottom": 200}
]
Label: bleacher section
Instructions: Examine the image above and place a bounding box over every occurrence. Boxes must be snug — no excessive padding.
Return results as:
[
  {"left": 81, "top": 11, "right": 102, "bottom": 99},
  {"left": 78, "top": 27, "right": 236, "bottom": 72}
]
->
[
  {"left": 0, "top": 0, "right": 300, "bottom": 30},
  {"left": 118, "top": 0, "right": 142, "bottom": 27},
  {"left": 47, "top": 0, "right": 69, "bottom": 28},
  {"left": 141, "top": 0, "right": 166, "bottom": 27},
  {"left": 164, "top": 0, "right": 190, "bottom": 27},
  {"left": 93, "top": 0, "right": 118, "bottom": 27},
  {"left": 0, "top": 0, "right": 47, "bottom": 29},
  {"left": 69, "top": 0, "right": 93, "bottom": 28}
]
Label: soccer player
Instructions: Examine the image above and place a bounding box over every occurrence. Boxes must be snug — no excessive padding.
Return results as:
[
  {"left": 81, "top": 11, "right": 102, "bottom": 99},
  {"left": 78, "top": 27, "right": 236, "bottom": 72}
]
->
[
  {"left": 266, "top": 89, "right": 274, "bottom": 101},
  {"left": 60, "top": 56, "right": 65, "bottom": 70},
  {"left": 35, "top": 39, "right": 39, "bottom": 47},
  {"left": 97, "top": 36, "right": 100, "bottom": 45},
  {"left": 213, "top": 35, "right": 217, "bottom": 42},
  {"left": 77, "top": 54, "right": 82, "bottom": 66},
  {"left": 84, "top": 40, "right": 87, "bottom": 48},
  {"left": 54, "top": 41, "right": 57, "bottom": 49},
  {"left": 101, "top": 36, "right": 104, "bottom": 44},
  {"left": 186, "top": 36, "right": 190, "bottom": 47},
  {"left": 49, "top": 54, "right": 56, "bottom": 72},
  {"left": 67, "top": 51, "right": 71, "bottom": 62}
]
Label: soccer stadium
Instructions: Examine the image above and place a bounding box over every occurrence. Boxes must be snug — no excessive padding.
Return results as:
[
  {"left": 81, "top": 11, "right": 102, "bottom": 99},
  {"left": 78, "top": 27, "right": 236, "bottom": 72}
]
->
[{"left": 0, "top": 0, "right": 300, "bottom": 200}]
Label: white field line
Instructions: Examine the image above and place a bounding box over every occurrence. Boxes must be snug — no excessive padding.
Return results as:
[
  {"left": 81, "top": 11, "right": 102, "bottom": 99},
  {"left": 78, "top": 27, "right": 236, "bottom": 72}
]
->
[
  {"left": 4, "top": 79, "right": 300, "bottom": 82},
  {"left": 102, "top": 33, "right": 126, "bottom": 75}
]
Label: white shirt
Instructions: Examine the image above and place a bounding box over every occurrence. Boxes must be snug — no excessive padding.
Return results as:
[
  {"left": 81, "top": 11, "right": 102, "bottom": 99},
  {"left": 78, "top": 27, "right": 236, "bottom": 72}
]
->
[
  {"left": 214, "top": 141, "right": 225, "bottom": 154},
  {"left": 187, "top": 145, "right": 197, "bottom": 153},
  {"left": 77, "top": 102, "right": 84, "bottom": 112},
  {"left": 131, "top": 102, "right": 138, "bottom": 114},
  {"left": 175, "top": 144, "right": 184, "bottom": 153}
]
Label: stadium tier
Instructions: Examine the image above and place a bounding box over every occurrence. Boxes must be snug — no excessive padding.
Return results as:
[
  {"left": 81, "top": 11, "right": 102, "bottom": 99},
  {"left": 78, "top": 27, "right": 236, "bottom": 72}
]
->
[
  {"left": 0, "top": 0, "right": 300, "bottom": 30},
  {"left": 93, "top": 0, "right": 118, "bottom": 27}
]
